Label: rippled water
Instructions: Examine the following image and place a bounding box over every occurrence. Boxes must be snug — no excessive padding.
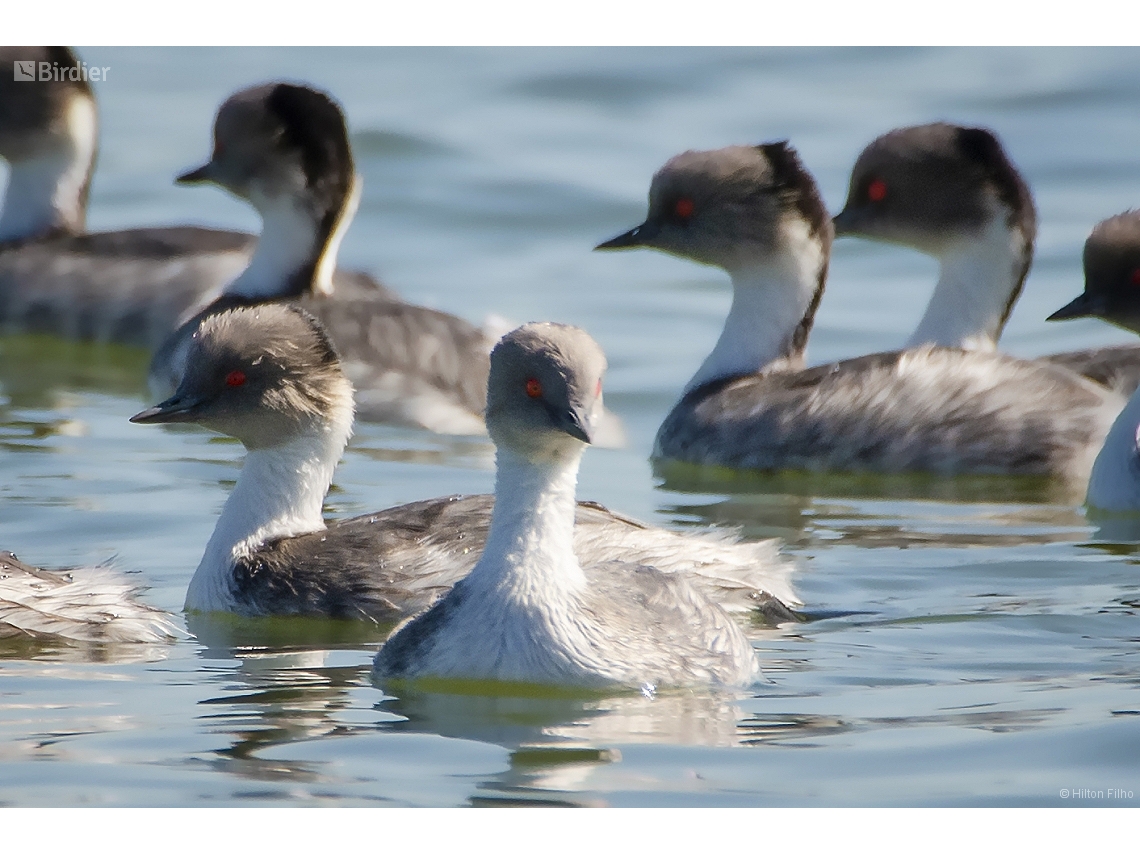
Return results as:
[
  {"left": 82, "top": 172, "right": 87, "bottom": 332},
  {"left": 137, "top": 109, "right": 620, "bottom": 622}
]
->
[{"left": 2, "top": 47, "right": 1140, "bottom": 807}]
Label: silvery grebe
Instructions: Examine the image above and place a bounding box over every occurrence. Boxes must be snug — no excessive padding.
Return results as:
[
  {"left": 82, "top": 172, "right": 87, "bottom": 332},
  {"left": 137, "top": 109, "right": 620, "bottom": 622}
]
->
[
  {"left": 0, "top": 46, "right": 255, "bottom": 347},
  {"left": 131, "top": 304, "right": 798, "bottom": 622},
  {"left": 0, "top": 550, "right": 176, "bottom": 643},
  {"left": 374, "top": 322, "right": 759, "bottom": 689},
  {"left": 832, "top": 122, "right": 1140, "bottom": 396},
  {"left": 1049, "top": 211, "right": 1140, "bottom": 511},
  {"left": 595, "top": 142, "right": 1123, "bottom": 482},
  {"left": 147, "top": 82, "right": 503, "bottom": 436}
]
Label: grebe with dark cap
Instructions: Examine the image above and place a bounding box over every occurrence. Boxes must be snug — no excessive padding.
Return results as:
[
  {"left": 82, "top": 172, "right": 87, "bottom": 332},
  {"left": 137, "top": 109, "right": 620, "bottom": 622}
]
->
[
  {"left": 596, "top": 141, "right": 1123, "bottom": 483},
  {"left": 132, "top": 303, "right": 797, "bottom": 623},
  {"left": 1049, "top": 211, "right": 1140, "bottom": 511},
  {"left": 833, "top": 122, "right": 1140, "bottom": 396},
  {"left": 146, "top": 82, "right": 550, "bottom": 437},
  {"left": 0, "top": 47, "right": 257, "bottom": 347}
]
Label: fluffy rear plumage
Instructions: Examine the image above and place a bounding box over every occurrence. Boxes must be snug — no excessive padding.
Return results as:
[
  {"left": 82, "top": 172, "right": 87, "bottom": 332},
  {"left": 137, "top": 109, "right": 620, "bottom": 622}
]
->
[{"left": 0, "top": 551, "right": 179, "bottom": 643}]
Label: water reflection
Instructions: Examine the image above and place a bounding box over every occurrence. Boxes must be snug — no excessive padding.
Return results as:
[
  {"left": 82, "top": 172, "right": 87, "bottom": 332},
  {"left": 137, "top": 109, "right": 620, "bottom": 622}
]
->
[
  {"left": 347, "top": 429, "right": 494, "bottom": 471},
  {"left": 0, "top": 334, "right": 149, "bottom": 407},
  {"left": 0, "top": 414, "right": 94, "bottom": 454},
  {"left": 184, "top": 650, "right": 516, "bottom": 805},
  {"left": 737, "top": 705, "right": 1064, "bottom": 747},
  {"left": 186, "top": 612, "right": 392, "bottom": 658},
  {"left": 0, "top": 634, "right": 172, "bottom": 665},
  {"left": 182, "top": 616, "right": 801, "bottom": 804},
  {"left": 1085, "top": 511, "right": 1140, "bottom": 545},
  {"left": 659, "top": 489, "right": 1093, "bottom": 550},
  {"left": 194, "top": 661, "right": 377, "bottom": 788},
  {"left": 654, "top": 460, "right": 1083, "bottom": 506},
  {"left": 381, "top": 681, "right": 756, "bottom": 806},
  {"left": 183, "top": 613, "right": 397, "bottom": 790}
]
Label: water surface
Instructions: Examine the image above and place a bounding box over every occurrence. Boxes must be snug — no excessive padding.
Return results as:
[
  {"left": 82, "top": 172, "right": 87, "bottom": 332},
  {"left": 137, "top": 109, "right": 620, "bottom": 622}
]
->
[{"left": 2, "top": 47, "right": 1139, "bottom": 807}]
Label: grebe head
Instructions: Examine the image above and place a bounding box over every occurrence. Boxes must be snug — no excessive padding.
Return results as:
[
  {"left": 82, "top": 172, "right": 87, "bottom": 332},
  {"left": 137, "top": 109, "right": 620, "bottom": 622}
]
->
[
  {"left": 0, "top": 46, "right": 97, "bottom": 241},
  {"left": 176, "top": 82, "right": 355, "bottom": 224},
  {"left": 596, "top": 142, "right": 831, "bottom": 272},
  {"left": 597, "top": 143, "right": 830, "bottom": 381},
  {"left": 0, "top": 47, "right": 93, "bottom": 161},
  {"left": 131, "top": 304, "right": 353, "bottom": 450},
  {"left": 1049, "top": 210, "right": 1140, "bottom": 334},
  {"left": 486, "top": 323, "right": 607, "bottom": 464},
  {"left": 833, "top": 122, "right": 1036, "bottom": 255}
]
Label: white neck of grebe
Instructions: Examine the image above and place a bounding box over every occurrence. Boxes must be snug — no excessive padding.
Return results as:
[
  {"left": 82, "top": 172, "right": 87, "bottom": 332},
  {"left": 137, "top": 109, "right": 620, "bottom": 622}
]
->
[
  {"left": 0, "top": 95, "right": 96, "bottom": 242},
  {"left": 185, "top": 414, "right": 351, "bottom": 613},
  {"left": 684, "top": 219, "right": 825, "bottom": 393},
  {"left": 464, "top": 443, "right": 587, "bottom": 600},
  {"left": 1086, "top": 390, "right": 1140, "bottom": 512},
  {"left": 223, "top": 174, "right": 361, "bottom": 301},
  {"left": 905, "top": 215, "right": 1027, "bottom": 352}
]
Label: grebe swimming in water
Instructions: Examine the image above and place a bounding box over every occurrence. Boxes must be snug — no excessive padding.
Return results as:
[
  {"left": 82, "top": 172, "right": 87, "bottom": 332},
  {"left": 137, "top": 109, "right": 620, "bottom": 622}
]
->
[
  {"left": 0, "top": 47, "right": 258, "bottom": 347},
  {"left": 146, "top": 81, "right": 513, "bottom": 435},
  {"left": 595, "top": 141, "right": 1123, "bottom": 483},
  {"left": 0, "top": 550, "right": 176, "bottom": 643},
  {"left": 832, "top": 122, "right": 1140, "bottom": 396},
  {"left": 373, "top": 322, "right": 760, "bottom": 689},
  {"left": 131, "top": 303, "right": 797, "bottom": 622},
  {"left": 1049, "top": 211, "right": 1140, "bottom": 511},
  {"left": 150, "top": 81, "right": 623, "bottom": 438}
]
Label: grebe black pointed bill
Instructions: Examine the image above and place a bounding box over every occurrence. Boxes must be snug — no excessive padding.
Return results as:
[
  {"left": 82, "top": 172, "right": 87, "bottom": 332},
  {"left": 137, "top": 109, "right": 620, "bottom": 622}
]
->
[
  {"left": 130, "top": 393, "right": 209, "bottom": 424},
  {"left": 595, "top": 221, "right": 659, "bottom": 251},
  {"left": 1047, "top": 291, "right": 1103, "bottom": 322},
  {"left": 176, "top": 163, "right": 213, "bottom": 185},
  {"left": 831, "top": 206, "right": 860, "bottom": 236},
  {"left": 556, "top": 403, "right": 594, "bottom": 444}
]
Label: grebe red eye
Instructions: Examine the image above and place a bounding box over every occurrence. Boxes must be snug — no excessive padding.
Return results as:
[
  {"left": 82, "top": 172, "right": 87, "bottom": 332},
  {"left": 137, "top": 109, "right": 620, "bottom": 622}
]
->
[
  {"left": 674, "top": 197, "right": 694, "bottom": 220},
  {"left": 867, "top": 179, "right": 887, "bottom": 203},
  {"left": 225, "top": 370, "right": 247, "bottom": 387},
  {"left": 525, "top": 377, "right": 542, "bottom": 398},
  {"left": 1131, "top": 268, "right": 1140, "bottom": 286}
]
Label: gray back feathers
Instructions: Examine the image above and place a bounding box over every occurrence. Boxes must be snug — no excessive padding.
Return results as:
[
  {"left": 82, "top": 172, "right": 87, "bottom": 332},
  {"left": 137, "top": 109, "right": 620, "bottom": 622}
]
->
[
  {"left": 219, "top": 495, "right": 796, "bottom": 626},
  {"left": 658, "top": 347, "right": 1123, "bottom": 484}
]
